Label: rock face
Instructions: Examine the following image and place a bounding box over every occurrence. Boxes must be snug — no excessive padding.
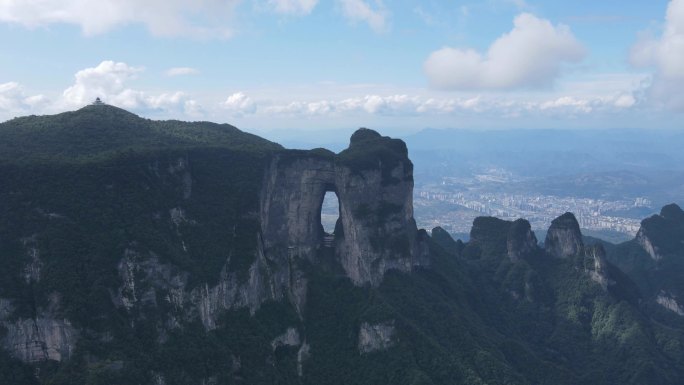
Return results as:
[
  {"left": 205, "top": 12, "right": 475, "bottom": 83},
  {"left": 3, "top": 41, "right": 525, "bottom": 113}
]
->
[
  {"left": 2, "top": 317, "right": 77, "bottom": 362},
  {"left": 104, "top": 129, "right": 426, "bottom": 338},
  {"left": 297, "top": 341, "right": 310, "bottom": 376},
  {"left": 584, "top": 244, "right": 613, "bottom": 290},
  {"left": 1, "top": 298, "right": 77, "bottom": 363},
  {"left": 507, "top": 219, "right": 538, "bottom": 262},
  {"left": 636, "top": 203, "right": 684, "bottom": 261},
  {"left": 656, "top": 292, "right": 684, "bottom": 316},
  {"left": 260, "top": 129, "right": 429, "bottom": 287},
  {"left": 271, "top": 328, "right": 301, "bottom": 351},
  {"left": 112, "top": 246, "right": 292, "bottom": 330},
  {"left": 0, "top": 125, "right": 428, "bottom": 366},
  {"left": 431, "top": 227, "right": 465, "bottom": 255},
  {"left": 468, "top": 217, "right": 538, "bottom": 262},
  {"left": 545, "top": 213, "right": 584, "bottom": 258},
  {"left": 636, "top": 229, "right": 662, "bottom": 261},
  {"left": 358, "top": 321, "right": 395, "bottom": 354}
]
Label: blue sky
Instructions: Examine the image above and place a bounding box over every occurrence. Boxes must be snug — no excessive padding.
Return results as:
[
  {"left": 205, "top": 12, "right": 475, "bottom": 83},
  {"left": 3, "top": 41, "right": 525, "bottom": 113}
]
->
[{"left": 0, "top": 0, "right": 682, "bottom": 134}]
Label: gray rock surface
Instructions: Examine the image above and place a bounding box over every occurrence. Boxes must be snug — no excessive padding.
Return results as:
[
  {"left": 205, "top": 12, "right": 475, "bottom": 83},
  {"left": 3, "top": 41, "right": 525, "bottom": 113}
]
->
[
  {"left": 636, "top": 228, "right": 662, "bottom": 261},
  {"left": 21, "top": 236, "right": 42, "bottom": 283},
  {"left": 259, "top": 129, "right": 429, "bottom": 287},
  {"left": 656, "top": 292, "right": 684, "bottom": 316},
  {"left": 1, "top": 129, "right": 429, "bottom": 363},
  {"left": 545, "top": 213, "right": 584, "bottom": 258},
  {"left": 358, "top": 321, "right": 395, "bottom": 354},
  {"left": 584, "top": 244, "right": 614, "bottom": 290},
  {"left": 2, "top": 317, "right": 77, "bottom": 362},
  {"left": 297, "top": 341, "right": 310, "bottom": 376},
  {"left": 271, "top": 327, "right": 301, "bottom": 351},
  {"left": 507, "top": 219, "right": 538, "bottom": 262},
  {"left": 111, "top": 245, "right": 291, "bottom": 330}
]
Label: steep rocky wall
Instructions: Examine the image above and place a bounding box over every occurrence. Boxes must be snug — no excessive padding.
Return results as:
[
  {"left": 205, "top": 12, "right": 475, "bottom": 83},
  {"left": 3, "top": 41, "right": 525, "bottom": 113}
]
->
[
  {"left": 358, "top": 321, "right": 395, "bottom": 354},
  {"left": 545, "top": 212, "right": 584, "bottom": 258},
  {"left": 507, "top": 219, "right": 538, "bottom": 262},
  {"left": 260, "top": 151, "right": 336, "bottom": 260},
  {"left": 259, "top": 129, "right": 429, "bottom": 287},
  {"left": 2, "top": 317, "right": 76, "bottom": 363},
  {"left": 584, "top": 244, "right": 613, "bottom": 290},
  {"left": 334, "top": 160, "right": 428, "bottom": 286}
]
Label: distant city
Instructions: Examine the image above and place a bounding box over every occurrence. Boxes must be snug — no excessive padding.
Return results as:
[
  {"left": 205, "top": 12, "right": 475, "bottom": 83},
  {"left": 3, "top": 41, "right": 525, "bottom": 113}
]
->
[{"left": 414, "top": 187, "right": 645, "bottom": 236}]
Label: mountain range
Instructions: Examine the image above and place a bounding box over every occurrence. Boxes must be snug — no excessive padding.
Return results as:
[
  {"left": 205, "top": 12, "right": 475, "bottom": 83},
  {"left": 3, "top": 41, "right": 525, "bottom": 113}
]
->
[{"left": 1, "top": 105, "right": 684, "bottom": 385}]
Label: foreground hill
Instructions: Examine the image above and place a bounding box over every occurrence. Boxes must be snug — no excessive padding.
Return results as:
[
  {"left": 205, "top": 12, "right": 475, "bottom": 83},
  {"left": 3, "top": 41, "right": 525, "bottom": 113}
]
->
[
  {"left": 0, "top": 103, "right": 280, "bottom": 163},
  {"left": 1, "top": 106, "right": 683, "bottom": 384}
]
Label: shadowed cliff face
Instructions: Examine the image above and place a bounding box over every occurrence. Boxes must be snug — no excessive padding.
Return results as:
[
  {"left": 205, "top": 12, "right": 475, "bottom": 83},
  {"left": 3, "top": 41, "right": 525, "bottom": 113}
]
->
[
  {"left": 545, "top": 212, "right": 584, "bottom": 258},
  {"left": 260, "top": 129, "right": 429, "bottom": 287},
  {"left": 507, "top": 219, "right": 538, "bottom": 262},
  {"left": 636, "top": 203, "right": 684, "bottom": 261}
]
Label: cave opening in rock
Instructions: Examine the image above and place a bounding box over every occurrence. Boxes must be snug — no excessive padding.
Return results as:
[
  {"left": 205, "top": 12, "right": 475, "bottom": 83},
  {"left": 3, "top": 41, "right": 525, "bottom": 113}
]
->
[{"left": 320, "top": 190, "right": 340, "bottom": 235}]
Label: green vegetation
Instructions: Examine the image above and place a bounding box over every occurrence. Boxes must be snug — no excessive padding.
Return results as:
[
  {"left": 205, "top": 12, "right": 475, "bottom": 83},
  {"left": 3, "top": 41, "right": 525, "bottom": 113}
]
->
[
  {"left": 2, "top": 107, "right": 684, "bottom": 384},
  {"left": 606, "top": 204, "right": 684, "bottom": 328},
  {"left": 0, "top": 104, "right": 280, "bottom": 164},
  {"left": 336, "top": 128, "right": 412, "bottom": 184}
]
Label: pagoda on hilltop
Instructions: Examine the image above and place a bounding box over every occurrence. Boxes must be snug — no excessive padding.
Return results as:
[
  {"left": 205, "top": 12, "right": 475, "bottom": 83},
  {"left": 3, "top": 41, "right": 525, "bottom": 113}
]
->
[{"left": 92, "top": 97, "right": 105, "bottom": 105}]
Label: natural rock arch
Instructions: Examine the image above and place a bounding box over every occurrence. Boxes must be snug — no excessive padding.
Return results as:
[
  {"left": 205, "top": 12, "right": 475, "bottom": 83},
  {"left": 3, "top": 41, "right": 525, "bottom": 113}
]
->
[{"left": 259, "top": 129, "right": 429, "bottom": 287}]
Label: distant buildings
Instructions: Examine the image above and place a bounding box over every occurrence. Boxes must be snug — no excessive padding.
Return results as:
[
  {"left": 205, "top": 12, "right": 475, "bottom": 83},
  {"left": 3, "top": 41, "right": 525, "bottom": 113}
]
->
[{"left": 416, "top": 186, "right": 643, "bottom": 236}]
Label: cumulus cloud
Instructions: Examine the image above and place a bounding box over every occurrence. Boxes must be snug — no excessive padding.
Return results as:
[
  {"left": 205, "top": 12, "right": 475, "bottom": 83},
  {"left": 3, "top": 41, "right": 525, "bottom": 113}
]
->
[
  {"left": 267, "top": 0, "right": 318, "bottom": 15},
  {"left": 0, "top": 82, "right": 49, "bottom": 117},
  {"left": 62, "top": 61, "right": 199, "bottom": 114},
  {"left": 222, "top": 92, "right": 257, "bottom": 116},
  {"left": 0, "top": 0, "right": 239, "bottom": 38},
  {"left": 630, "top": 0, "right": 684, "bottom": 111},
  {"left": 63, "top": 61, "right": 143, "bottom": 106},
  {"left": 337, "top": 0, "right": 388, "bottom": 32},
  {"left": 254, "top": 92, "right": 636, "bottom": 120},
  {"left": 165, "top": 67, "right": 200, "bottom": 77},
  {"left": 539, "top": 96, "right": 593, "bottom": 113},
  {"left": 614, "top": 93, "right": 636, "bottom": 109},
  {"left": 262, "top": 94, "right": 498, "bottom": 117},
  {"left": 424, "top": 13, "right": 586, "bottom": 90}
]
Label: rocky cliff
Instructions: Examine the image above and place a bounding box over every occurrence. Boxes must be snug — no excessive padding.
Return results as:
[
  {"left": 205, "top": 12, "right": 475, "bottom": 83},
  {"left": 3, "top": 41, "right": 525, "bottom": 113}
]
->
[
  {"left": 545, "top": 212, "right": 584, "bottom": 258},
  {"left": 507, "top": 219, "right": 539, "bottom": 262},
  {"left": 259, "top": 128, "right": 429, "bottom": 287},
  {"left": 468, "top": 216, "right": 539, "bottom": 262},
  {"left": 0, "top": 122, "right": 428, "bottom": 367},
  {"left": 609, "top": 203, "right": 684, "bottom": 316},
  {"left": 635, "top": 203, "right": 684, "bottom": 261},
  {"left": 3, "top": 106, "right": 684, "bottom": 385},
  {"left": 584, "top": 244, "right": 614, "bottom": 290}
]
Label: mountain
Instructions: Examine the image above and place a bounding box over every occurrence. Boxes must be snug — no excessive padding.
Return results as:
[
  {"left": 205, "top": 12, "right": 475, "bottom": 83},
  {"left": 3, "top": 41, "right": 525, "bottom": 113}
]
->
[
  {"left": 1, "top": 106, "right": 684, "bottom": 385},
  {"left": 606, "top": 204, "right": 684, "bottom": 322}
]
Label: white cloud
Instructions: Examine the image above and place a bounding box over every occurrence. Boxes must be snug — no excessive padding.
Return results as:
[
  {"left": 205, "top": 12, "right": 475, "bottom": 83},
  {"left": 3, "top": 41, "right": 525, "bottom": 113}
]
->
[
  {"left": 614, "top": 93, "right": 636, "bottom": 109},
  {"left": 424, "top": 13, "right": 586, "bottom": 90},
  {"left": 0, "top": 82, "right": 49, "bottom": 116},
  {"left": 539, "top": 96, "right": 592, "bottom": 113},
  {"left": 166, "top": 67, "right": 200, "bottom": 77},
  {"left": 62, "top": 61, "right": 198, "bottom": 114},
  {"left": 251, "top": 91, "right": 639, "bottom": 121},
  {"left": 0, "top": 0, "right": 239, "bottom": 38},
  {"left": 222, "top": 92, "right": 257, "bottom": 116},
  {"left": 63, "top": 61, "right": 143, "bottom": 106},
  {"left": 630, "top": 0, "right": 684, "bottom": 111},
  {"left": 267, "top": 0, "right": 318, "bottom": 15},
  {"left": 337, "top": 0, "right": 388, "bottom": 32}
]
